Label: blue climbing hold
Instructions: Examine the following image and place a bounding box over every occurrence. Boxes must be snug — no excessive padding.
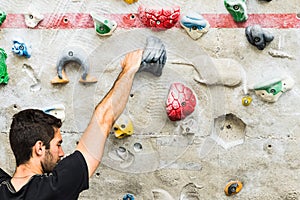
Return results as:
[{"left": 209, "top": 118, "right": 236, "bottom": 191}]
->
[{"left": 123, "top": 193, "right": 135, "bottom": 200}]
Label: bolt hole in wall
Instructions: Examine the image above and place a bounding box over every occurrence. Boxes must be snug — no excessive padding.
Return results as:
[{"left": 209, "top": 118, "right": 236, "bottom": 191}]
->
[
  {"left": 220, "top": 124, "right": 232, "bottom": 130},
  {"left": 134, "top": 142, "right": 143, "bottom": 152},
  {"left": 263, "top": 143, "right": 273, "bottom": 154},
  {"left": 118, "top": 146, "right": 126, "bottom": 152},
  {"left": 297, "top": 13, "right": 300, "bottom": 19},
  {"left": 63, "top": 17, "right": 68, "bottom": 23}
]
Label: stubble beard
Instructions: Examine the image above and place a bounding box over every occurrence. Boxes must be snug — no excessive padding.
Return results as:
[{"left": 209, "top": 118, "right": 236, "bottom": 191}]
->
[{"left": 41, "top": 150, "right": 59, "bottom": 173}]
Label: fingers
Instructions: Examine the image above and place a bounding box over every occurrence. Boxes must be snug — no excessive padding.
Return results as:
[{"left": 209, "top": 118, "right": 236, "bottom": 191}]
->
[
  {"left": 123, "top": 50, "right": 143, "bottom": 65},
  {"left": 132, "top": 49, "right": 143, "bottom": 60}
]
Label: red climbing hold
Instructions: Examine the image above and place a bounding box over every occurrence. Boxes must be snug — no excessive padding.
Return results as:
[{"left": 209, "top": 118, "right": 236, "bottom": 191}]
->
[
  {"left": 166, "top": 82, "right": 196, "bottom": 121},
  {"left": 138, "top": 5, "right": 180, "bottom": 29}
]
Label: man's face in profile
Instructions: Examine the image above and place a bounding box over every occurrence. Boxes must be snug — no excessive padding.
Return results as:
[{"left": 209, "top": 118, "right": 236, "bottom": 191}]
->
[{"left": 41, "top": 129, "right": 64, "bottom": 173}]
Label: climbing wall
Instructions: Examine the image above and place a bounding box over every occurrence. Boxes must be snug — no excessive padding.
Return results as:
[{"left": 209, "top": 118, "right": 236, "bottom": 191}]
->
[{"left": 0, "top": 0, "right": 300, "bottom": 199}]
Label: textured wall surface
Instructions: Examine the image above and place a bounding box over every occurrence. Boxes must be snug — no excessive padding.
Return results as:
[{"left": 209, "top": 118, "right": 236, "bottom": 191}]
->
[{"left": 0, "top": 0, "right": 299, "bottom": 199}]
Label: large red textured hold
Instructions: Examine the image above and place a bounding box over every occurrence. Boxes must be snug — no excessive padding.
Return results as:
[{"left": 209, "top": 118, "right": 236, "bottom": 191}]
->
[
  {"left": 166, "top": 82, "right": 197, "bottom": 121},
  {"left": 138, "top": 5, "right": 180, "bottom": 29}
]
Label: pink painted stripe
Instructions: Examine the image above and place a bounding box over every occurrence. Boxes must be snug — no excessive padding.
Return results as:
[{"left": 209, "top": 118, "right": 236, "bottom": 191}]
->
[
  {"left": 1, "top": 13, "right": 299, "bottom": 29},
  {"left": 204, "top": 13, "right": 300, "bottom": 28}
]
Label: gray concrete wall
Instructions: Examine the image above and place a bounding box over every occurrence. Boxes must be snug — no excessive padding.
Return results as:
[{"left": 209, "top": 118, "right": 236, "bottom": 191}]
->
[{"left": 0, "top": 0, "right": 299, "bottom": 199}]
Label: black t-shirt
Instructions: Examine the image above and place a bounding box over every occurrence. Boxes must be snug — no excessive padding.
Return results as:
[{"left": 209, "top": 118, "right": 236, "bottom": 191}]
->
[{"left": 0, "top": 150, "right": 89, "bottom": 200}]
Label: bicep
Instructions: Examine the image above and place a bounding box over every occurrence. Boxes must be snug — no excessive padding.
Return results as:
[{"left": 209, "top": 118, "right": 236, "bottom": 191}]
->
[
  {"left": 76, "top": 119, "right": 108, "bottom": 178},
  {"left": 76, "top": 142, "right": 100, "bottom": 178}
]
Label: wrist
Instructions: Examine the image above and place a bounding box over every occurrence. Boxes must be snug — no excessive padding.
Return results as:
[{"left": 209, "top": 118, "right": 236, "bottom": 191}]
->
[{"left": 122, "top": 66, "right": 138, "bottom": 77}]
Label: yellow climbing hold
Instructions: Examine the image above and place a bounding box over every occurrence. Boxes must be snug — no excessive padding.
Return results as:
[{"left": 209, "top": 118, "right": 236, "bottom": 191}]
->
[
  {"left": 112, "top": 115, "right": 134, "bottom": 139},
  {"left": 224, "top": 180, "right": 243, "bottom": 196},
  {"left": 123, "top": 0, "right": 138, "bottom": 4},
  {"left": 242, "top": 96, "right": 252, "bottom": 106}
]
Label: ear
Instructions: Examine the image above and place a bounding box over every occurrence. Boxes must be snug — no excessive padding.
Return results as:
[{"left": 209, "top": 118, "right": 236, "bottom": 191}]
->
[{"left": 33, "top": 141, "right": 45, "bottom": 157}]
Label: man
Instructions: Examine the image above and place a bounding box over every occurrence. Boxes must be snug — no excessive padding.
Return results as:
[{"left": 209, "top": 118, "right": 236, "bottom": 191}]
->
[{"left": 0, "top": 49, "right": 143, "bottom": 199}]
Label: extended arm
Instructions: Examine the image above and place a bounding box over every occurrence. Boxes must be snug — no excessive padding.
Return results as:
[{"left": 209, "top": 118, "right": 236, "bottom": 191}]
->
[{"left": 76, "top": 50, "right": 143, "bottom": 177}]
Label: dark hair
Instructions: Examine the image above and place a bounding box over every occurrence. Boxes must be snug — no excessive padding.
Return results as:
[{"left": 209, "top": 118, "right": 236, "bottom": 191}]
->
[{"left": 9, "top": 109, "right": 62, "bottom": 166}]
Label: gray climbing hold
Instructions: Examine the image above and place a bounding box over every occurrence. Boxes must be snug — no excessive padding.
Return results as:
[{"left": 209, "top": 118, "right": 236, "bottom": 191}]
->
[
  {"left": 245, "top": 24, "right": 274, "bottom": 50},
  {"left": 51, "top": 46, "right": 97, "bottom": 84},
  {"left": 139, "top": 36, "right": 167, "bottom": 77},
  {"left": 57, "top": 47, "right": 88, "bottom": 80}
]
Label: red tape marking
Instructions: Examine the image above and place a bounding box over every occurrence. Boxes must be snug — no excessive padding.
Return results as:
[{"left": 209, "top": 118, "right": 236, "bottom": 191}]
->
[{"left": 1, "top": 13, "right": 299, "bottom": 29}]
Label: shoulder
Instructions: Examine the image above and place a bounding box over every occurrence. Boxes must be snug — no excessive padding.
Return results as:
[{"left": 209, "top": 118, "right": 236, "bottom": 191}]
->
[
  {"left": 55, "top": 150, "right": 88, "bottom": 172},
  {"left": 25, "top": 151, "right": 89, "bottom": 198},
  {"left": 48, "top": 151, "right": 89, "bottom": 189},
  {"left": 29, "top": 151, "right": 89, "bottom": 188}
]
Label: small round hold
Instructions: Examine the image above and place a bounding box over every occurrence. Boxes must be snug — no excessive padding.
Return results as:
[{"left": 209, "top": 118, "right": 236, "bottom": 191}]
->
[
  {"left": 224, "top": 180, "right": 243, "bottom": 196},
  {"left": 242, "top": 96, "right": 252, "bottom": 106}
]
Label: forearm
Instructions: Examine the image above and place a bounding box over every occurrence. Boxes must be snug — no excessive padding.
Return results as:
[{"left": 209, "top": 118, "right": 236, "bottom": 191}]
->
[
  {"left": 94, "top": 69, "right": 136, "bottom": 131},
  {"left": 76, "top": 69, "right": 136, "bottom": 177}
]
